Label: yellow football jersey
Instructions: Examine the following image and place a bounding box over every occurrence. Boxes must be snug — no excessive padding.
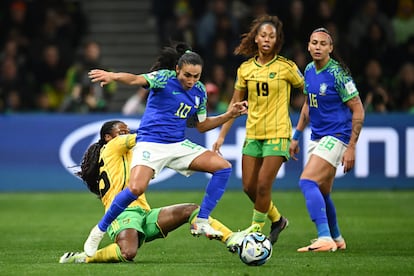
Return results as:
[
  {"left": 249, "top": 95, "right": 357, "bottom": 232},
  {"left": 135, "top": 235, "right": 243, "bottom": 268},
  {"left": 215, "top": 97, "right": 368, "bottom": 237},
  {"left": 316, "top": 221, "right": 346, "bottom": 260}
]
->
[
  {"left": 98, "top": 133, "right": 151, "bottom": 211},
  {"left": 235, "top": 55, "right": 304, "bottom": 139}
]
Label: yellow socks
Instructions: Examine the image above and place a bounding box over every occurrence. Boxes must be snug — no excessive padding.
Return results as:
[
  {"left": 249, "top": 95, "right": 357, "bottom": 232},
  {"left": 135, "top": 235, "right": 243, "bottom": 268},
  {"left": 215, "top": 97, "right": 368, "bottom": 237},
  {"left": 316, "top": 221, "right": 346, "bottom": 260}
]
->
[
  {"left": 267, "top": 201, "right": 281, "bottom": 223},
  {"left": 209, "top": 217, "right": 233, "bottom": 243},
  {"left": 86, "top": 243, "right": 129, "bottom": 263}
]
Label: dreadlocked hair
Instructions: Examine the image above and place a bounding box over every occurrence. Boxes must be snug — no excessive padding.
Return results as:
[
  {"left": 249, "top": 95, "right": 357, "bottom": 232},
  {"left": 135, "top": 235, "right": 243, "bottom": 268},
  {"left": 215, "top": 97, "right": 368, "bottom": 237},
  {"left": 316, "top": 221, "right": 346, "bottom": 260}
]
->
[
  {"left": 75, "top": 120, "right": 123, "bottom": 197},
  {"left": 76, "top": 142, "right": 104, "bottom": 196}
]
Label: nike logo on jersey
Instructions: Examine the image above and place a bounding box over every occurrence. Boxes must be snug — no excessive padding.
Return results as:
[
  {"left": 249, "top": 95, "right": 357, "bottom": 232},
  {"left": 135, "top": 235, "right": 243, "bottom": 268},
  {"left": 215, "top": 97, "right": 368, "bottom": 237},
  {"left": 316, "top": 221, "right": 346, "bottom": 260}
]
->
[{"left": 172, "top": 91, "right": 182, "bottom": 95}]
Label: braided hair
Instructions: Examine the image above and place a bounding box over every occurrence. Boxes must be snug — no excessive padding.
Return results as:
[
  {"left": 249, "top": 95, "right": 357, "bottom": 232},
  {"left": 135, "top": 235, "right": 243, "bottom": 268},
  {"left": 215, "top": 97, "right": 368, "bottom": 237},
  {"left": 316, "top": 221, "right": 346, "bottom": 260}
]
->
[{"left": 76, "top": 120, "right": 123, "bottom": 197}]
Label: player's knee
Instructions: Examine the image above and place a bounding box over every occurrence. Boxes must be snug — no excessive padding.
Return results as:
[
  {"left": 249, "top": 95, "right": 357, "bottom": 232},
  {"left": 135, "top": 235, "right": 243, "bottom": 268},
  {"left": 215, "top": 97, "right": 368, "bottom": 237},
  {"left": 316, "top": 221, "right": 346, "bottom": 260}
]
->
[
  {"left": 128, "top": 184, "right": 146, "bottom": 196},
  {"left": 214, "top": 158, "right": 232, "bottom": 170},
  {"left": 256, "top": 183, "right": 271, "bottom": 197},
  {"left": 223, "top": 160, "right": 232, "bottom": 169},
  {"left": 120, "top": 247, "right": 137, "bottom": 261}
]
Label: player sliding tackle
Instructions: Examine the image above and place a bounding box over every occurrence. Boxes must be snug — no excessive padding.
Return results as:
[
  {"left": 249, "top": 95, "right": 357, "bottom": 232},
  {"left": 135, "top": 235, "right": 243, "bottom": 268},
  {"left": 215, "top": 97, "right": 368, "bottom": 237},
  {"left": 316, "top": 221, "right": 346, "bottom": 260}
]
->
[
  {"left": 59, "top": 120, "right": 260, "bottom": 263},
  {"left": 80, "top": 42, "right": 256, "bottom": 257}
]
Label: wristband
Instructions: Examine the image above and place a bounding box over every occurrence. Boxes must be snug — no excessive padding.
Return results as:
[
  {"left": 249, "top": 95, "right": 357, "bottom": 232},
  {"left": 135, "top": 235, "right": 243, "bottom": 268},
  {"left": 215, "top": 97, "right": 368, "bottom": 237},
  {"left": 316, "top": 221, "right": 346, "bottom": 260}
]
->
[{"left": 292, "top": 129, "right": 302, "bottom": 140}]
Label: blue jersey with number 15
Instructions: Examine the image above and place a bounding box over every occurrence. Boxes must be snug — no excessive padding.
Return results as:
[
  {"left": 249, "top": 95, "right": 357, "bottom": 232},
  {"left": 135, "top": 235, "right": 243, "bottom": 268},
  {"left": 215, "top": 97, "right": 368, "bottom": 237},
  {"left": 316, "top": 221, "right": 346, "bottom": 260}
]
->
[
  {"left": 137, "top": 69, "right": 207, "bottom": 143},
  {"left": 304, "top": 59, "right": 359, "bottom": 144}
]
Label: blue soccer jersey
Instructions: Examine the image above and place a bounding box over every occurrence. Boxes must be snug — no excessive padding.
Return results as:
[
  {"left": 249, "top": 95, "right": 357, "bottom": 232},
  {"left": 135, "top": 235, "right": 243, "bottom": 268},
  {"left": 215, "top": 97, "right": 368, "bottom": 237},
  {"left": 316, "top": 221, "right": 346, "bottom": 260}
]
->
[
  {"left": 304, "top": 59, "right": 359, "bottom": 144},
  {"left": 137, "top": 69, "right": 207, "bottom": 143}
]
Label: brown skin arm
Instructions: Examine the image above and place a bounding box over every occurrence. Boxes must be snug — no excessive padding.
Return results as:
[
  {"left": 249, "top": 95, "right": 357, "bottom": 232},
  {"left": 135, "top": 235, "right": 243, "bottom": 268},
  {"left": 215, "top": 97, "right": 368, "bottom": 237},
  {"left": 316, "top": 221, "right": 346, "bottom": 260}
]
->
[
  {"left": 342, "top": 95, "right": 365, "bottom": 173},
  {"left": 289, "top": 95, "right": 310, "bottom": 161}
]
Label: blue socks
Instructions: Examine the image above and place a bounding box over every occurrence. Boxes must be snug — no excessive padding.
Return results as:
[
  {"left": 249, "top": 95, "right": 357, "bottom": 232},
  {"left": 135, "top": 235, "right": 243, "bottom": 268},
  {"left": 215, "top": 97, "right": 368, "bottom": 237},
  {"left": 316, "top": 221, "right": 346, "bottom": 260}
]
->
[
  {"left": 299, "top": 179, "right": 330, "bottom": 238},
  {"left": 97, "top": 188, "right": 138, "bottom": 231},
  {"left": 323, "top": 193, "right": 341, "bottom": 239},
  {"left": 197, "top": 167, "right": 231, "bottom": 219},
  {"left": 97, "top": 167, "right": 232, "bottom": 231}
]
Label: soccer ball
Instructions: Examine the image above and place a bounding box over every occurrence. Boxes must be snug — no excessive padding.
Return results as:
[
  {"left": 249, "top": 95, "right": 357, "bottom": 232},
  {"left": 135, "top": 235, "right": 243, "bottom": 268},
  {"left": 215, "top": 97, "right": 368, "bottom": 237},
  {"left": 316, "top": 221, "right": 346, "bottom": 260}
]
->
[{"left": 238, "top": 232, "right": 272, "bottom": 266}]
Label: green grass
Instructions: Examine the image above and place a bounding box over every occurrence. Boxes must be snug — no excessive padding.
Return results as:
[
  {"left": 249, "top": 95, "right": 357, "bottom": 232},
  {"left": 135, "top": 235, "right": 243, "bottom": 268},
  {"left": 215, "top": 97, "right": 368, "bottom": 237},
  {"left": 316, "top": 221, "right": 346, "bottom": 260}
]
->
[{"left": 0, "top": 190, "right": 413, "bottom": 275}]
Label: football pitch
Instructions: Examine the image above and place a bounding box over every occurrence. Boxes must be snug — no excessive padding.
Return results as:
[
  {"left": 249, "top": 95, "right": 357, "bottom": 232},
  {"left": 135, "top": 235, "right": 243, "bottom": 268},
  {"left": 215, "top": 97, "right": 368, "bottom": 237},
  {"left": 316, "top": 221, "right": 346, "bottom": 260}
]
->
[{"left": 0, "top": 190, "right": 413, "bottom": 275}]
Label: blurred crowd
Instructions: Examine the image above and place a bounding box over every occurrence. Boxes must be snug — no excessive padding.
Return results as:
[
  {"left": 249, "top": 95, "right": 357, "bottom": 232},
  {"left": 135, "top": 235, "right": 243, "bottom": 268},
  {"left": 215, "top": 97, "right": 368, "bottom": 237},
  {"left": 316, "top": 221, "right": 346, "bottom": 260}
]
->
[
  {"left": 1, "top": 0, "right": 414, "bottom": 114},
  {"left": 0, "top": 0, "right": 116, "bottom": 113}
]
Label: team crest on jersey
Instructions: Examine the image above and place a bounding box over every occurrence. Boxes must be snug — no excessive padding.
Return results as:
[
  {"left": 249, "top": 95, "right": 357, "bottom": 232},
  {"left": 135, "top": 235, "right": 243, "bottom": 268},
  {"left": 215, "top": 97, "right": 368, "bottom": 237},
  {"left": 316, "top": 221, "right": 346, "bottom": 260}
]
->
[
  {"left": 319, "top": 83, "right": 328, "bottom": 95},
  {"left": 269, "top": 72, "right": 276, "bottom": 79},
  {"left": 142, "top": 151, "right": 150, "bottom": 161},
  {"left": 194, "top": 96, "right": 200, "bottom": 108}
]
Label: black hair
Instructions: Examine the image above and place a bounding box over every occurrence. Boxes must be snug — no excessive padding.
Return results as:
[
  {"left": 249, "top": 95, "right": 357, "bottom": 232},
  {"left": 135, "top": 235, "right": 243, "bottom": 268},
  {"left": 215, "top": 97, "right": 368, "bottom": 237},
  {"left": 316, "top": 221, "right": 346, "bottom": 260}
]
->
[
  {"left": 312, "top": 27, "right": 331, "bottom": 38},
  {"left": 177, "top": 51, "right": 203, "bottom": 68},
  {"left": 311, "top": 27, "right": 352, "bottom": 76},
  {"left": 149, "top": 41, "right": 203, "bottom": 71},
  {"left": 76, "top": 120, "right": 123, "bottom": 197}
]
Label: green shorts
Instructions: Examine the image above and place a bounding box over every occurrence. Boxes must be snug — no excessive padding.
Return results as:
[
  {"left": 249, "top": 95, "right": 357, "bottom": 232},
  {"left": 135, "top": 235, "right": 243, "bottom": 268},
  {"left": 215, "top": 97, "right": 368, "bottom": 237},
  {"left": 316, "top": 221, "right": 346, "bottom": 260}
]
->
[
  {"left": 107, "top": 206, "right": 163, "bottom": 247},
  {"left": 242, "top": 138, "right": 290, "bottom": 160}
]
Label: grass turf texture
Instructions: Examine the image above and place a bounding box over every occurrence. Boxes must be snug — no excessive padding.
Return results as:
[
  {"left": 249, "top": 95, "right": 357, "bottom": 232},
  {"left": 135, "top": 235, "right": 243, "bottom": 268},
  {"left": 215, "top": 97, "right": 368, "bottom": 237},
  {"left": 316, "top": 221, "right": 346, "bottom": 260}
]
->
[{"left": 0, "top": 190, "right": 413, "bottom": 275}]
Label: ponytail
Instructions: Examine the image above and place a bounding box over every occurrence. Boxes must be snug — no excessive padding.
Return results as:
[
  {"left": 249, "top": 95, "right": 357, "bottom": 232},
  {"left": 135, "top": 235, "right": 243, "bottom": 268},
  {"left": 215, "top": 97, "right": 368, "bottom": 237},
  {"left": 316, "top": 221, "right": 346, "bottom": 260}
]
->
[{"left": 150, "top": 41, "right": 193, "bottom": 71}]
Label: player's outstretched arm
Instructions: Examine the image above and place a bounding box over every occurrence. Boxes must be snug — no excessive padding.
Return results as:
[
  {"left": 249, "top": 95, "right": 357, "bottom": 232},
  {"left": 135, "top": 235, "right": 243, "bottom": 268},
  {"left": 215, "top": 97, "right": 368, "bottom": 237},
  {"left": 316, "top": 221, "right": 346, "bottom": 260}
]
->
[
  {"left": 196, "top": 101, "right": 248, "bottom": 133},
  {"left": 89, "top": 69, "right": 148, "bottom": 87}
]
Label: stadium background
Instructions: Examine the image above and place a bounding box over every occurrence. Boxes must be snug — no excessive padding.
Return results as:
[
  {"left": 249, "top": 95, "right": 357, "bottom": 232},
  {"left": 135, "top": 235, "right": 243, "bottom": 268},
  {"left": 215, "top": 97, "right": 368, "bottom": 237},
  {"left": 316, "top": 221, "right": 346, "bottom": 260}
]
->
[{"left": 0, "top": 0, "right": 413, "bottom": 191}]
